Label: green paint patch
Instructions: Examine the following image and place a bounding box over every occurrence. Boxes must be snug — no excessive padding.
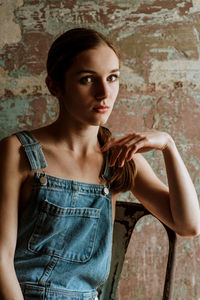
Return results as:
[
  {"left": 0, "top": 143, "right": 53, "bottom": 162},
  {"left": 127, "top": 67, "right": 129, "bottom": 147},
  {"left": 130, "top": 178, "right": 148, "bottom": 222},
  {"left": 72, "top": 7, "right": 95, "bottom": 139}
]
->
[
  {"left": 9, "top": 65, "right": 30, "bottom": 78},
  {"left": 0, "top": 95, "right": 58, "bottom": 140},
  {"left": 0, "top": 60, "right": 6, "bottom": 69},
  {"left": 0, "top": 97, "right": 35, "bottom": 139}
]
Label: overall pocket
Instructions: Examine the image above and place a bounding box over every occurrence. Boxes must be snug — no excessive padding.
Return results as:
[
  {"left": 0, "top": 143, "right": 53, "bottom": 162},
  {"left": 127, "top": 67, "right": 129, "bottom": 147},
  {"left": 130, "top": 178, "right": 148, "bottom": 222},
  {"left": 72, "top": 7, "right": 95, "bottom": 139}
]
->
[{"left": 28, "top": 199, "right": 101, "bottom": 262}]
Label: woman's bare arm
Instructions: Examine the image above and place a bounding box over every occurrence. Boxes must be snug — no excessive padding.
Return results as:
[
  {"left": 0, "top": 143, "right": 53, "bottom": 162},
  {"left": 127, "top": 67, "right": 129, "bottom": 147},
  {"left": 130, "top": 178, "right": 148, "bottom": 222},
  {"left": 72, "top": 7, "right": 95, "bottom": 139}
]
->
[
  {"left": 132, "top": 149, "right": 200, "bottom": 236},
  {"left": 102, "top": 130, "right": 200, "bottom": 236},
  {"left": 0, "top": 136, "right": 25, "bottom": 300}
]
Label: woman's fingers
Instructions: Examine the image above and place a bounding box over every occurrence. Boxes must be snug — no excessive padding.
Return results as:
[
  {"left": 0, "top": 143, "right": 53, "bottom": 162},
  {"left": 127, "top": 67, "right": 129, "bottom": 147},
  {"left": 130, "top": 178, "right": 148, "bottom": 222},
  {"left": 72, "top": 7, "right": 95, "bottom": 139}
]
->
[
  {"left": 103, "top": 134, "right": 145, "bottom": 167},
  {"left": 116, "top": 136, "right": 145, "bottom": 167},
  {"left": 109, "top": 146, "right": 122, "bottom": 166},
  {"left": 112, "top": 144, "right": 130, "bottom": 167},
  {"left": 101, "top": 134, "right": 134, "bottom": 152},
  {"left": 101, "top": 130, "right": 171, "bottom": 167},
  {"left": 108, "top": 135, "right": 145, "bottom": 167}
]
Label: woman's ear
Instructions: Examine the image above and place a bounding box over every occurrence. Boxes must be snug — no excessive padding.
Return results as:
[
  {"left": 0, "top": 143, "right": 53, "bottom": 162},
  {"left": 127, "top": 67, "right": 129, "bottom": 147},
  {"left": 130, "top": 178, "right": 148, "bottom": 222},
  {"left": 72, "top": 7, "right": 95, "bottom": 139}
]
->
[{"left": 45, "top": 76, "right": 61, "bottom": 97}]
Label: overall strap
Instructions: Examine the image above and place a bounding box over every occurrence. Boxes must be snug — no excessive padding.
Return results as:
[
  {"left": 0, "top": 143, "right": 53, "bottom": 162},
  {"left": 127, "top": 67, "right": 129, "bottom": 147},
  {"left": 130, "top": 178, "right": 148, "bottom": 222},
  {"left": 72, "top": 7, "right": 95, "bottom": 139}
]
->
[
  {"left": 101, "top": 151, "right": 112, "bottom": 183},
  {"left": 15, "top": 131, "right": 47, "bottom": 171}
]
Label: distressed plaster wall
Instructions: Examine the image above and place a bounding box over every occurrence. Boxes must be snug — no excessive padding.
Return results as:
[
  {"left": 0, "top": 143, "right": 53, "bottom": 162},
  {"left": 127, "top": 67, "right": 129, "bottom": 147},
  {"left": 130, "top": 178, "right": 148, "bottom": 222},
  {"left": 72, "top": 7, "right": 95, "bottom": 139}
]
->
[{"left": 0, "top": 0, "right": 200, "bottom": 299}]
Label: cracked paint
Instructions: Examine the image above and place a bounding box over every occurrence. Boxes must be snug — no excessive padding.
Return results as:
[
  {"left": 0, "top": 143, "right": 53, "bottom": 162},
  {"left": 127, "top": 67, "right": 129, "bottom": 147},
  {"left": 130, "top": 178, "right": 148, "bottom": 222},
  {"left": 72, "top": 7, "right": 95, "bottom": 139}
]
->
[
  {"left": 1, "top": 1, "right": 200, "bottom": 299},
  {"left": 0, "top": 0, "right": 23, "bottom": 49}
]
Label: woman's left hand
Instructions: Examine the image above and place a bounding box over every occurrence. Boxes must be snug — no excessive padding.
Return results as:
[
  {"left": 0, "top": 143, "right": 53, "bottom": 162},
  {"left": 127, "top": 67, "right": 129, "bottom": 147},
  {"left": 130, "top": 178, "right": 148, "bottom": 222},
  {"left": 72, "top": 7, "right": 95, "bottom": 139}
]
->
[{"left": 101, "top": 130, "right": 172, "bottom": 167}]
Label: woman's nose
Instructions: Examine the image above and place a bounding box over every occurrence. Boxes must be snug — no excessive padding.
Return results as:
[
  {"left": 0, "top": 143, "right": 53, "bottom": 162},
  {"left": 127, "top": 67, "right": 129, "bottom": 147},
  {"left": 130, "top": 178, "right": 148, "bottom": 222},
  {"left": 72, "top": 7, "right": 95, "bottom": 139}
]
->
[{"left": 94, "top": 80, "right": 108, "bottom": 100}]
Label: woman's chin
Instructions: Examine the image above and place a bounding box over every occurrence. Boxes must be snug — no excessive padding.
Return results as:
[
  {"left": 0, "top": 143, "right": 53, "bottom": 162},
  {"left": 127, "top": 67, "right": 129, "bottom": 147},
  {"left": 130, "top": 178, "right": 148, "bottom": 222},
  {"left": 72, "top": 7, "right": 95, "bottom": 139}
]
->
[
  {"left": 93, "top": 113, "right": 111, "bottom": 126},
  {"left": 90, "top": 117, "right": 109, "bottom": 127}
]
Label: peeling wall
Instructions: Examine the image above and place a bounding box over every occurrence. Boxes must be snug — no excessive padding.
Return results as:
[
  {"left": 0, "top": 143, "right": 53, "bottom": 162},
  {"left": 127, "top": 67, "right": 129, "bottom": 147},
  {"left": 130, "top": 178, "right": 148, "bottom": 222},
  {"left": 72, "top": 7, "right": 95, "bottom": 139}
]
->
[
  {"left": 0, "top": 0, "right": 23, "bottom": 48},
  {"left": 0, "top": 1, "right": 200, "bottom": 299}
]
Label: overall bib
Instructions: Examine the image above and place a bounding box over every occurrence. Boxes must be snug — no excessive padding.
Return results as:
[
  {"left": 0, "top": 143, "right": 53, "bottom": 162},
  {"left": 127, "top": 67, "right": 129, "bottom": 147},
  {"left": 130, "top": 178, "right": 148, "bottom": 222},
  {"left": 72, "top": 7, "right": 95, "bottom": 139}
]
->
[{"left": 14, "top": 131, "right": 113, "bottom": 300}]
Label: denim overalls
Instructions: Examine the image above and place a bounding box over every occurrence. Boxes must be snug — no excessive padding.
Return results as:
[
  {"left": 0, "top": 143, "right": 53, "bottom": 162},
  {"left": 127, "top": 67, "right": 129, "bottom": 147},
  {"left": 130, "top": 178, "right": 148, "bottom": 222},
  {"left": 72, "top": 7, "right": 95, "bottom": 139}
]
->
[{"left": 14, "top": 131, "right": 113, "bottom": 300}]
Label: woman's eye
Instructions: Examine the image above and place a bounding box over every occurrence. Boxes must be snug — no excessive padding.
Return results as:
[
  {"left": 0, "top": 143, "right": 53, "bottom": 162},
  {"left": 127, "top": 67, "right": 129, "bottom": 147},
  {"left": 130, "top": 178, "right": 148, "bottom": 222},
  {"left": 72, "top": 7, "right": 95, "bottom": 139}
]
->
[
  {"left": 80, "top": 76, "right": 94, "bottom": 84},
  {"left": 107, "top": 74, "right": 119, "bottom": 82}
]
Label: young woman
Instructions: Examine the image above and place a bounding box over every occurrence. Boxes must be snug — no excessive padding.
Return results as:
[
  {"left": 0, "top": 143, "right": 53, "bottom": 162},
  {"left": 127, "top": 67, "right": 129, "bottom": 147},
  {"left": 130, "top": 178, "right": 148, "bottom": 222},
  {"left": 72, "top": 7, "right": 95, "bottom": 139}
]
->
[{"left": 0, "top": 28, "right": 199, "bottom": 300}]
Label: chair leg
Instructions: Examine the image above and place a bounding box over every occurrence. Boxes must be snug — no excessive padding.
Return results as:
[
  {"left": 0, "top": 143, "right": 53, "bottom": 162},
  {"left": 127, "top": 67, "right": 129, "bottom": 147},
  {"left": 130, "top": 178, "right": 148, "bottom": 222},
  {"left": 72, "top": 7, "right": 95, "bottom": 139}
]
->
[
  {"left": 98, "top": 202, "right": 177, "bottom": 300},
  {"left": 162, "top": 226, "right": 177, "bottom": 300}
]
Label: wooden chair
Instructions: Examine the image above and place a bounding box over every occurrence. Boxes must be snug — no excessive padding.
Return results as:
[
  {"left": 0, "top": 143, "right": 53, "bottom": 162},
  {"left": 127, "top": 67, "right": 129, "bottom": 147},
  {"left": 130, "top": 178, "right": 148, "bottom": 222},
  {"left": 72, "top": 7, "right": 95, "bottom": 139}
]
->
[{"left": 98, "top": 201, "right": 177, "bottom": 300}]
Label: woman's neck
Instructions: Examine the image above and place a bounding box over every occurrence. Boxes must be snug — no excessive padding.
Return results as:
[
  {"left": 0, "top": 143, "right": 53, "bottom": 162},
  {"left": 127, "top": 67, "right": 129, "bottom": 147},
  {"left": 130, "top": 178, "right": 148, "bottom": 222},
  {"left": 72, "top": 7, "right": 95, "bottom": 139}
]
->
[{"left": 45, "top": 114, "right": 101, "bottom": 156}]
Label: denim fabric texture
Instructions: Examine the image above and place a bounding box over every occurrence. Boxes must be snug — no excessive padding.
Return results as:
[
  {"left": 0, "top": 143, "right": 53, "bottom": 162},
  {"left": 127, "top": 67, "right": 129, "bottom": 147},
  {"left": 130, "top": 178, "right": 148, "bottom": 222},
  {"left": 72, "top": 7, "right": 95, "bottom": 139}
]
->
[{"left": 14, "top": 131, "right": 113, "bottom": 300}]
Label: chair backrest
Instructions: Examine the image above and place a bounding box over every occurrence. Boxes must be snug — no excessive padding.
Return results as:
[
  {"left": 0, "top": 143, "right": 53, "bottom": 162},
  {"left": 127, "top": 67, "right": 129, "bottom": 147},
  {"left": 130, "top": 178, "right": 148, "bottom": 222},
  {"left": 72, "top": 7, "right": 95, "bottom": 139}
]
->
[{"left": 98, "top": 201, "right": 177, "bottom": 300}]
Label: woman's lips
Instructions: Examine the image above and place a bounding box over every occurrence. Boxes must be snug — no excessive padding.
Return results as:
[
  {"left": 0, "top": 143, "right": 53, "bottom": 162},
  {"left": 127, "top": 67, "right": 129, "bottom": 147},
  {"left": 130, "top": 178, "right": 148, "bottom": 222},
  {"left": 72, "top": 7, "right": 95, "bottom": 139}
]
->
[{"left": 93, "top": 106, "right": 110, "bottom": 113}]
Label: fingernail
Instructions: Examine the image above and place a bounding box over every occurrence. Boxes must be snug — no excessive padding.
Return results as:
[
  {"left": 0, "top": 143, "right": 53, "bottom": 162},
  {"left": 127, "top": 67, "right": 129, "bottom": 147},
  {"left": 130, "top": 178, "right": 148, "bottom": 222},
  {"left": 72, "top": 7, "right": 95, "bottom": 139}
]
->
[{"left": 118, "top": 162, "right": 124, "bottom": 167}]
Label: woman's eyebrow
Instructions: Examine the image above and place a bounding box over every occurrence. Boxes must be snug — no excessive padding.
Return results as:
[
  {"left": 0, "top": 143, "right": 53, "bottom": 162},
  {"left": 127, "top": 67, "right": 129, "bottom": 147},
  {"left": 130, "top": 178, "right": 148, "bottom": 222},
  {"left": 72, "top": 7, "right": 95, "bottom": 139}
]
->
[
  {"left": 110, "top": 69, "right": 120, "bottom": 73},
  {"left": 76, "top": 69, "right": 120, "bottom": 74},
  {"left": 76, "top": 70, "right": 96, "bottom": 74}
]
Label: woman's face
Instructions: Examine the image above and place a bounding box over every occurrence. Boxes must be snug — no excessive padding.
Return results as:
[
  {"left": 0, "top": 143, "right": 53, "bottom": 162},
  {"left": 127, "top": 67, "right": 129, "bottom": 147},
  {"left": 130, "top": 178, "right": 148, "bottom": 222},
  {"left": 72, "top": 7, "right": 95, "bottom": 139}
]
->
[{"left": 59, "top": 44, "right": 120, "bottom": 127}]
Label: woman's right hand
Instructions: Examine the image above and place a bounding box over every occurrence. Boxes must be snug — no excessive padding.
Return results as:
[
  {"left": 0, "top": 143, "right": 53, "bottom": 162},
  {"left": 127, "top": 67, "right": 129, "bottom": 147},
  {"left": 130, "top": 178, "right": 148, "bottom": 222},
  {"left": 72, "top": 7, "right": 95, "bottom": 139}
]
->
[{"left": 101, "top": 129, "right": 172, "bottom": 167}]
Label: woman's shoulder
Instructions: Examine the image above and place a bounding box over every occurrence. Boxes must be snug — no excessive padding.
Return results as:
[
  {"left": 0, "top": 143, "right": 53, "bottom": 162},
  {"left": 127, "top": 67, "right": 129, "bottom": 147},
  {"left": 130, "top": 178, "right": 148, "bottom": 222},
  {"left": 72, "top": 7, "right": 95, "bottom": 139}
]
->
[
  {"left": 132, "top": 153, "right": 147, "bottom": 171},
  {"left": 0, "top": 134, "right": 25, "bottom": 180},
  {"left": 0, "top": 133, "right": 21, "bottom": 154},
  {"left": 29, "top": 125, "right": 56, "bottom": 145},
  {"left": 131, "top": 153, "right": 155, "bottom": 183},
  {"left": 0, "top": 132, "right": 30, "bottom": 174}
]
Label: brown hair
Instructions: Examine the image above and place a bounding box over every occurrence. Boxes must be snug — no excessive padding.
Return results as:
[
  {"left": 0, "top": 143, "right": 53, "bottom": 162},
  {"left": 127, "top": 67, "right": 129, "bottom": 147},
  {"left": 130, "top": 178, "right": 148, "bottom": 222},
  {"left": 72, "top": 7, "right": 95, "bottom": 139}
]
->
[
  {"left": 47, "top": 27, "right": 136, "bottom": 193},
  {"left": 47, "top": 27, "right": 119, "bottom": 84},
  {"left": 98, "top": 127, "right": 136, "bottom": 193}
]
